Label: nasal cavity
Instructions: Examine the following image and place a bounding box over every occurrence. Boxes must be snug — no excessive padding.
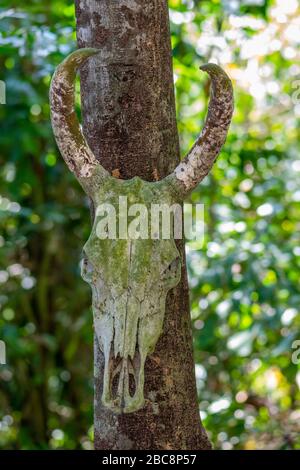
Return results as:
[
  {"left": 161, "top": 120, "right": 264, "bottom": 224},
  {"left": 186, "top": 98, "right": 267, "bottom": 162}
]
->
[{"left": 110, "top": 351, "right": 140, "bottom": 399}]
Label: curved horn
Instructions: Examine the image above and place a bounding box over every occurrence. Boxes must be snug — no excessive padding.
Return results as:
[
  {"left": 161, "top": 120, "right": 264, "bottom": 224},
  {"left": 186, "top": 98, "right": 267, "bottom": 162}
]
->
[
  {"left": 50, "top": 49, "right": 109, "bottom": 192},
  {"left": 167, "top": 64, "right": 234, "bottom": 197}
]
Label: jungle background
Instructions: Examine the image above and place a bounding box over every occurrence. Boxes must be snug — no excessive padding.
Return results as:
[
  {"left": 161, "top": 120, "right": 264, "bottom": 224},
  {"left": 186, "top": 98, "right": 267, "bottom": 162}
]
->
[{"left": 0, "top": 0, "right": 300, "bottom": 450}]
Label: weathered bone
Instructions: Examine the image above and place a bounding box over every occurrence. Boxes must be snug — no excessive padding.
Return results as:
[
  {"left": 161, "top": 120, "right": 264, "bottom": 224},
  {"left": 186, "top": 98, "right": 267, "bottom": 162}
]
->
[
  {"left": 49, "top": 49, "right": 109, "bottom": 195},
  {"left": 166, "top": 63, "right": 234, "bottom": 197},
  {"left": 81, "top": 176, "right": 181, "bottom": 413},
  {"left": 50, "top": 49, "right": 233, "bottom": 413}
]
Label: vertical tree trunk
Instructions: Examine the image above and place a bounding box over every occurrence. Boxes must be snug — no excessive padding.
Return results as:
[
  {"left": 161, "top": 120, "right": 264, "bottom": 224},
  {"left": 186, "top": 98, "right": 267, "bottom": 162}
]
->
[{"left": 75, "top": 0, "right": 211, "bottom": 450}]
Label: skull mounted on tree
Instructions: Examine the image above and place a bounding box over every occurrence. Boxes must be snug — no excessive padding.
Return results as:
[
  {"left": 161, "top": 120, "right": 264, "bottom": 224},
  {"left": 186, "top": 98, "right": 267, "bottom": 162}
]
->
[{"left": 50, "top": 48, "right": 233, "bottom": 415}]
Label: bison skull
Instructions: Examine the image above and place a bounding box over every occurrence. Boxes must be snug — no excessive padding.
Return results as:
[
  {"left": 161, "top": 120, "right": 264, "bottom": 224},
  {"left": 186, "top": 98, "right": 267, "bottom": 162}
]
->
[
  {"left": 49, "top": 49, "right": 233, "bottom": 413},
  {"left": 81, "top": 176, "right": 181, "bottom": 412}
]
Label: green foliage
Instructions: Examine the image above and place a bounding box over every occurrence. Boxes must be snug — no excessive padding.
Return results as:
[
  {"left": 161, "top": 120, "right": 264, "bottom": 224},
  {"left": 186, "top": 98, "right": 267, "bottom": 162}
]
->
[{"left": 0, "top": 0, "right": 299, "bottom": 449}]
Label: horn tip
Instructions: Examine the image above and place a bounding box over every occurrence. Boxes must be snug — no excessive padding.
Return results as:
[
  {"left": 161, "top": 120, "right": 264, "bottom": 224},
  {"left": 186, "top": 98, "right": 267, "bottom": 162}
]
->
[
  {"left": 200, "top": 63, "right": 233, "bottom": 89},
  {"left": 200, "top": 63, "right": 222, "bottom": 73},
  {"left": 64, "top": 48, "right": 100, "bottom": 65},
  {"left": 78, "top": 47, "right": 99, "bottom": 55}
]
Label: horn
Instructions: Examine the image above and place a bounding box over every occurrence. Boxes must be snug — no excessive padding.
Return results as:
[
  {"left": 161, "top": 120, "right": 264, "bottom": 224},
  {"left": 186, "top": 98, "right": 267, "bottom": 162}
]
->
[
  {"left": 50, "top": 49, "right": 109, "bottom": 193},
  {"left": 165, "top": 63, "right": 234, "bottom": 198}
]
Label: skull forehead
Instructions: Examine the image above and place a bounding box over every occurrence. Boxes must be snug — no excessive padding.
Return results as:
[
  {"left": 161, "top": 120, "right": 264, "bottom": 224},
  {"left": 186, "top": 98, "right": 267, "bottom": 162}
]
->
[
  {"left": 94, "top": 175, "right": 172, "bottom": 205},
  {"left": 84, "top": 175, "right": 180, "bottom": 281},
  {"left": 84, "top": 237, "right": 179, "bottom": 279}
]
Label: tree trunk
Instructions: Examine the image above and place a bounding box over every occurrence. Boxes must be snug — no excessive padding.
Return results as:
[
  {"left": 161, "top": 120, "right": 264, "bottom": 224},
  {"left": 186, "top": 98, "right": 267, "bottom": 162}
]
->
[{"left": 75, "top": 0, "right": 211, "bottom": 450}]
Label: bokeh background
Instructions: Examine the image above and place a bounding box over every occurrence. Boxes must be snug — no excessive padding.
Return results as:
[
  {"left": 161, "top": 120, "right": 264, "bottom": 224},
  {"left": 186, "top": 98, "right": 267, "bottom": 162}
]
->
[{"left": 0, "top": 0, "right": 300, "bottom": 450}]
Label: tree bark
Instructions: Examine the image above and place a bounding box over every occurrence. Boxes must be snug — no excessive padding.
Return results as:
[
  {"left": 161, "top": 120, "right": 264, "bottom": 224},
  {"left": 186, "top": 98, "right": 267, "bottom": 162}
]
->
[{"left": 75, "top": 0, "right": 211, "bottom": 450}]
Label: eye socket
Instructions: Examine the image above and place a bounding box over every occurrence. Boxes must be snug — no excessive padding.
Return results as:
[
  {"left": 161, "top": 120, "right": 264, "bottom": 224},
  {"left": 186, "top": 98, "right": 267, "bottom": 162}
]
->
[
  {"left": 81, "top": 251, "right": 94, "bottom": 281},
  {"left": 162, "top": 256, "right": 181, "bottom": 279}
]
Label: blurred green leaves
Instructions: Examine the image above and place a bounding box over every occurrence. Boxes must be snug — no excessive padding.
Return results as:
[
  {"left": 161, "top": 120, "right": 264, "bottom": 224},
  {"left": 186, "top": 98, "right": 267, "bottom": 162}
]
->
[{"left": 177, "top": 0, "right": 300, "bottom": 450}]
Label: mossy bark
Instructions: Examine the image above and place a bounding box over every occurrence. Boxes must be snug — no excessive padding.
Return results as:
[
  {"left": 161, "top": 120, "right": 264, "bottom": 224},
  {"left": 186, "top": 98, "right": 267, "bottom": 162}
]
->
[{"left": 75, "top": 0, "right": 211, "bottom": 450}]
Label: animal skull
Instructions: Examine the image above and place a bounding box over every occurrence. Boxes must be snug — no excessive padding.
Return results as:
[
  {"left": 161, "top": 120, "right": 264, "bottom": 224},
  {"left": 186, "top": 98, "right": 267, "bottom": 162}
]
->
[
  {"left": 50, "top": 49, "right": 233, "bottom": 413},
  {"left": 81, "top": 176, "right": 181, "bottom": 412}
]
